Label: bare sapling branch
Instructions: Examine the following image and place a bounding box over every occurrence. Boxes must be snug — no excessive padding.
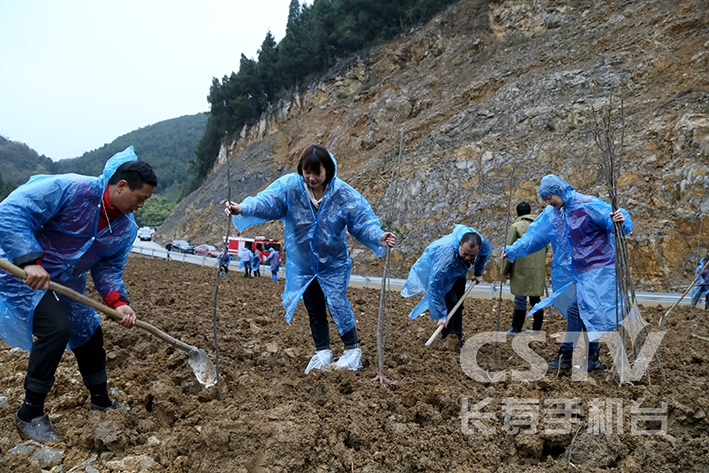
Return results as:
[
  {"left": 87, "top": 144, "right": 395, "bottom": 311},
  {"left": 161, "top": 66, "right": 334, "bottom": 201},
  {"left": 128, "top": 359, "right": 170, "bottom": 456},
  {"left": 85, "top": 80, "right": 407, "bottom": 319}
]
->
[
  {"left": 371, "top": 127, "right": 405, "bottom": 388},
  {"left": 591, "top": 94, "right": 665, "bottom": 383}
]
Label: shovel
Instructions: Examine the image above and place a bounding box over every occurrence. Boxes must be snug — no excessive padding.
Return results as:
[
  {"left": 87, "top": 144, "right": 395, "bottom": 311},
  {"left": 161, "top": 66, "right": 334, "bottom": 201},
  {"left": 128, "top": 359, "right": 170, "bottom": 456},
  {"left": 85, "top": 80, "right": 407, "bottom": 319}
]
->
[
  {"left": 658, "top": 258, "right": 709, "bottom": 327},
  {"left": 0, "top": 259, "right": 217, "bottom": 388},
  {"left": 425, "top": 281, "right": 478, "bottom": 346}
]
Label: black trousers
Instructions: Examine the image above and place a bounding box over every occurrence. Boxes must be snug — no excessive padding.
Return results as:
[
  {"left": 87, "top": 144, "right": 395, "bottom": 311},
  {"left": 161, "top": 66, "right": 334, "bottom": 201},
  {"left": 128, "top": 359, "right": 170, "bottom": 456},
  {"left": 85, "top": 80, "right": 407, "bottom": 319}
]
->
[
  {"left": 442, "top": 277, "right": 467, "bottom": 340},
  {"left": 25, "top": 291, "right": 107, "bottom": 395},
  {"left": 302, "top": 278, "right": 358, "bottom": 351}
]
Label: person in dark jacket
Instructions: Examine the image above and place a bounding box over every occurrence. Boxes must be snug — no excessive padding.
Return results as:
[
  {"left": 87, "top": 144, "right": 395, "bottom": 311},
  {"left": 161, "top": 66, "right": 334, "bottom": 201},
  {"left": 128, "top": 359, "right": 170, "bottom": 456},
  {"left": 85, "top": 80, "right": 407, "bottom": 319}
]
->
[
  {"left": 0, "top": 146, "right": 156, "bottom": 443},
  {"left": 502, "top": 201, "right": 548, "bottom": 335}
]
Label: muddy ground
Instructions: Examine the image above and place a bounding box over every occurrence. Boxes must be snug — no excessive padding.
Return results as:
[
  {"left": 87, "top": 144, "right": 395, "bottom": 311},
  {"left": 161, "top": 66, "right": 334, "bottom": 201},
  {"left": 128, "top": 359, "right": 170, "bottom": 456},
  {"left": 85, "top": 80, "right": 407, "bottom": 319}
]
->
[{"left": 1, "top": 255, "right": 709, "bottom": 472}]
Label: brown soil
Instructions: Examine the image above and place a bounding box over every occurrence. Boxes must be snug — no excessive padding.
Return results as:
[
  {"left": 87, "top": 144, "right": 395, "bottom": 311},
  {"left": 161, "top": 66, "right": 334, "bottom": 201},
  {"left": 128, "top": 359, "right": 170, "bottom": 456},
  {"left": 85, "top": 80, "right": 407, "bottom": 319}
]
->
[{"left": 1, "top": 256, "right": 709, "bottom": 472}]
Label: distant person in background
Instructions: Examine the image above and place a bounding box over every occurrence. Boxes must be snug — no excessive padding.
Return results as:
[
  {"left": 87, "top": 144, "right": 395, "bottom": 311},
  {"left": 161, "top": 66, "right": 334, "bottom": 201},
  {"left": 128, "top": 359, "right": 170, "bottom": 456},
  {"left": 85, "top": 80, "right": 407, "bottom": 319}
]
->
[
  {"left": 225, "top": 144, "right": 396, "bottom": 374},
  {"left": 240, "top": 247, "right": 253, "bottom": 278},
  {"left": 0, "top": 146, "right": 156, "bottom": 443},
  {"left": 502, "top": 201, "right": 548, "bottom": 335},
  {"left": 267, "top": 249, "right": 281, "bottom": 281},
  {"left": 401, "top": 224, "right": 492, "bottom": 349},
  {"left": 691, "top": 250, "right": 709, "bottom": 310},
  {"left": 251, "top": 249, "right": 261, "bottom": 277},
  {"left": 218, "top": 251, "right": 231, "bottom": 276}
]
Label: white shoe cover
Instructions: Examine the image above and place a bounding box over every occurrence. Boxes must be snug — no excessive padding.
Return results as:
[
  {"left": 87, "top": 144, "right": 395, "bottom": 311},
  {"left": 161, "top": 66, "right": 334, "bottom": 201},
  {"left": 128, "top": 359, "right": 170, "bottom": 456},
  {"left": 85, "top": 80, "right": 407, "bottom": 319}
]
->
[
  {"left": 334, "top": 347, "right": 363, "bottom": 371},
  {"left": 304, "top": 349, "right": 333, "bottom": 374}
]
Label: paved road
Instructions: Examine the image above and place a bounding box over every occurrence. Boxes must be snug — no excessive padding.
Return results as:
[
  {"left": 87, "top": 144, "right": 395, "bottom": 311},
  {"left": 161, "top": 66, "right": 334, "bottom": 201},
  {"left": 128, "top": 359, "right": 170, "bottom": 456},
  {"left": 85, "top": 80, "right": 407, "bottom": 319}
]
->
[
  {"left": 131, "top": 238, "right": 689, "bottom": 307},
  {"left": 131, "top": 238, "right": 279, "bottom": 274}
]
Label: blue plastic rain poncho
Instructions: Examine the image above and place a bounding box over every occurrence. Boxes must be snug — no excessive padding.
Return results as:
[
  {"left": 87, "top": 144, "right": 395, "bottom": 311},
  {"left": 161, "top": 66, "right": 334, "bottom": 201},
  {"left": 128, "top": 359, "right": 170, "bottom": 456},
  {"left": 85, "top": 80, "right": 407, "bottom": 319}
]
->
[
  {"left": 401, "top": 224, "right": 492, "bottom": 321},
  {"left": 0, "top": 146, "right": 140, "bottom": 350},
  {"left": 218, "top": 251, "right": 231, "bottom": 267},
  {"left": 239, "top": 248, "right": 252, "bottom": 269},
  {"left": 251, "top": 251, "right": 261, "bottom": 271},
  {"left": 232, "top": 157, "right": 385, "bottom": 335},
  {"left": 267, "top": 250, "right": 281, "bottom": 272},
  {"left": 691, "top": 257, "right": 709, "bottom": 308},
  {"left": 504, "top": 175, "right": 633, "bottom": 337}
]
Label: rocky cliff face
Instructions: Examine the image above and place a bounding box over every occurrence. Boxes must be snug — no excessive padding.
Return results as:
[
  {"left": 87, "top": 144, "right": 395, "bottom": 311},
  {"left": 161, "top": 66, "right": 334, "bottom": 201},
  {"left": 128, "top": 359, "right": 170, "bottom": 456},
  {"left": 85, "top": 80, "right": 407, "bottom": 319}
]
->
[{"left": 158, "top": 0, "right": 709, "bottom": 291}]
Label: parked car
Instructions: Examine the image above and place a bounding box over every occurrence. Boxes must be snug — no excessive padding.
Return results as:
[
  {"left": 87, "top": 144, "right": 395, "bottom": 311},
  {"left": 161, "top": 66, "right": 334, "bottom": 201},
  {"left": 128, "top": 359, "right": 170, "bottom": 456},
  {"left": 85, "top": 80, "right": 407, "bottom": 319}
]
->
[
  {"left": 194, "top": 244, "right": 220, "bottom": 258},
  {"left": 137, "top": 226, "right": 152, "bottom": 241},
  {"left": 166, "top": 240, "right": 194, "bottom": 254}
]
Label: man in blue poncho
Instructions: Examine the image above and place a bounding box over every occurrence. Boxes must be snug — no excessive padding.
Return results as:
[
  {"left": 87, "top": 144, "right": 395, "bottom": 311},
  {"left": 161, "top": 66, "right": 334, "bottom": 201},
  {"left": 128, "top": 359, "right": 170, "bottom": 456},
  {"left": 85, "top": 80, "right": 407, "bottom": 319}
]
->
[
  {"left": 502, "top": 175, "right": 633, "bottom": 373},
  {"left": 401, "top": 224, "right": 492, "bottom": 348},
  {"left": 225, "top": 144, "right": 396, "bottom": 374},
  {"left": 0, "top": 146, "right": 156, "bottom": 443}
]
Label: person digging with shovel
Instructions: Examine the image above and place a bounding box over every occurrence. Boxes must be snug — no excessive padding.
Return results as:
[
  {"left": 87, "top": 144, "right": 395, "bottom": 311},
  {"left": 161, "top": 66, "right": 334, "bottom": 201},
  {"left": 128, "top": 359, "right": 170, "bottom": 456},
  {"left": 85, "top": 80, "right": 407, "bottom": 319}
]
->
[
  {"left": 502, "top": 174, "right": 633, "bottom": 373},
  {"left": 401, "top": 224, "right": 492, "bottom": 350},
  {"left": 225, "top": 144, "right": 396, "bottom": 374},
  {"left": 0, "top": 146, "right": 156, "bottom": 443}
]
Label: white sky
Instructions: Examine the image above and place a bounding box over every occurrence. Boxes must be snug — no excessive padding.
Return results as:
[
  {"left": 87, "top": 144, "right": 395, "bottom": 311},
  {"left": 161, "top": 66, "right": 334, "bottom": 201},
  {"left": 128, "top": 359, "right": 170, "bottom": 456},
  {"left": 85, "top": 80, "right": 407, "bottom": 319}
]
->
[{"left": 0, "top": 0, "right": 303, "bottom": 160}]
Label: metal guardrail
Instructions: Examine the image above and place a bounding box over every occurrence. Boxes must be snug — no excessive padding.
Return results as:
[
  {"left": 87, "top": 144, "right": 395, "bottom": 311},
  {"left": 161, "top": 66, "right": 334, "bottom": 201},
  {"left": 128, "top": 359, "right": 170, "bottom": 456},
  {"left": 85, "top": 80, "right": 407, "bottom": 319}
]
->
[
  {"left": 131, "top": 245, "right": 690, "bottom": 306},
  {"left": 349, "top": 276, "right": 688, "bottom": 306},
  {"left": 130, "top": 245, "right": 285, "bottom": 277}
]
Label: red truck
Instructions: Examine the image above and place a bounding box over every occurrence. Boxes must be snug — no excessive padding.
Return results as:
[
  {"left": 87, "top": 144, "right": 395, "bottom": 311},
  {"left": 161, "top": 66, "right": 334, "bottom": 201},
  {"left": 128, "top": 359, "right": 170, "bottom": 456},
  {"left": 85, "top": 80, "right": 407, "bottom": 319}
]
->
[{"left": 224, "top": 236, "right": 281, "bottom": 263}]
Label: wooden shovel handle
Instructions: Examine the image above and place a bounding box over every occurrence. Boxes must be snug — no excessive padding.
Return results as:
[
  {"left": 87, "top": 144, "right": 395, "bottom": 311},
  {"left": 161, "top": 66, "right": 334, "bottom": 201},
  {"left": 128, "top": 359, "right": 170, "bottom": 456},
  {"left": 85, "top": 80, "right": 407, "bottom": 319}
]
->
[
  {"left": 425, "top": 281, "right": 478, "bottom": 346},
  {"left": 658, "top": 258, "right": 709, "bottom": 326},
  {"left": 0, "top": 259, "right": 197, "bottom": 354}
]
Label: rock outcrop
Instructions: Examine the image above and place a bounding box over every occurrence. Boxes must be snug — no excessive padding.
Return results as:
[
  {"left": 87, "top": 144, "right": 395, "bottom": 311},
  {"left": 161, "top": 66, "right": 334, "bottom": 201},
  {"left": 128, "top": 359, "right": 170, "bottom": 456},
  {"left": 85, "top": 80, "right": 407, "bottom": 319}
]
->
[{"left": 158, "top": 0, "right": 709, "bottom": 291}]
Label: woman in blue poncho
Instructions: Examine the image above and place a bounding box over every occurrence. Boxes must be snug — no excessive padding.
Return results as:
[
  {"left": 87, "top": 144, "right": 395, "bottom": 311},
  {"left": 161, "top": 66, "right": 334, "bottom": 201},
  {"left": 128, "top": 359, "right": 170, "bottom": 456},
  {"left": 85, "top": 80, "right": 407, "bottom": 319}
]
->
[
  {"left": 225, "top": 144, "right": 396, "bottom": 374},
  {"left": 502, "top": 175, "right": 633, "bottom": 373}
]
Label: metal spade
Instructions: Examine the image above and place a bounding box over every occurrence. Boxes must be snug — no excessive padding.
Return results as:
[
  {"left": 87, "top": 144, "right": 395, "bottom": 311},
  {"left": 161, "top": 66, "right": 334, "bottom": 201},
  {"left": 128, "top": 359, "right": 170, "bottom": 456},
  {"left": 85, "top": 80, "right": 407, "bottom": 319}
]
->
[{"left": 0, "top": 259, "right": 218, "bottom": 389}]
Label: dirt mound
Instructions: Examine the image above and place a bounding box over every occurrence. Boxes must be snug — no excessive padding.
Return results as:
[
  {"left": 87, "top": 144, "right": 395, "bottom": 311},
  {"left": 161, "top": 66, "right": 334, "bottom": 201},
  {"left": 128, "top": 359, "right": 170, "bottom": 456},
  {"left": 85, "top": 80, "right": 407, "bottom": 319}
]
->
[{"left": 1, "top": 256, "right": 708, "bottom": 472}]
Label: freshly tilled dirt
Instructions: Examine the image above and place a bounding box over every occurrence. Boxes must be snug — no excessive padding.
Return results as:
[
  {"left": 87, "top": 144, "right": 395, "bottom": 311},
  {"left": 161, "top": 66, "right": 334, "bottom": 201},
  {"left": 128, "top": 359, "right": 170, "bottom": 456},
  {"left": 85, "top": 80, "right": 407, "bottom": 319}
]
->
[{"left": 1, "top": 255, "right": 708, "bottom": 472}]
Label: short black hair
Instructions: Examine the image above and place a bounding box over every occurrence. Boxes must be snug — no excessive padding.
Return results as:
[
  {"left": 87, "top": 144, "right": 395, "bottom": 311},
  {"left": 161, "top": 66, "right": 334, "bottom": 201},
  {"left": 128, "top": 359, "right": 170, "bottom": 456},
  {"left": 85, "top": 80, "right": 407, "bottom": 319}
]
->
[
  {"left": 516, "top": 201, "right": 531, "bottom": 216},
  {"left": 109, "top": 160, "right": 158, "bottom": 189},
  {"left": 460, "top": 232, "right": 481, "bottom": 249},
  {"left": 297, "top": 144, "right": 335, "bottom": 184}
]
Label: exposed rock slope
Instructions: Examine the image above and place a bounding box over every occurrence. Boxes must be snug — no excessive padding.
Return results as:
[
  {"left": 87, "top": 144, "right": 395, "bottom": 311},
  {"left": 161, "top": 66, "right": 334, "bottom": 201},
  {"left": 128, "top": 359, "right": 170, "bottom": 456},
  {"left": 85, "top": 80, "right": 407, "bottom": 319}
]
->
[{"left": 158, "top": 0, "right": 709, "bottom": 290}]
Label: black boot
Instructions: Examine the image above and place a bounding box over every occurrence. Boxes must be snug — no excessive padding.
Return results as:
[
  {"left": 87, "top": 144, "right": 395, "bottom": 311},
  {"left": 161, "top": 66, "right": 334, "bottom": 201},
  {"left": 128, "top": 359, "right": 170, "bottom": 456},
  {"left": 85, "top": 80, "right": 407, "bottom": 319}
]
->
[
  {"left": 532, "top": 309, "right": 544, "bottom": 331},
  {"left": 579, "top": 349, "right": 604, "bottom": 372},
  {"left": 548, "top": 347, "right": 572, "bottom": 371},
  {"left": 506, "top": 308, "right": 526, "bottom": 335}
]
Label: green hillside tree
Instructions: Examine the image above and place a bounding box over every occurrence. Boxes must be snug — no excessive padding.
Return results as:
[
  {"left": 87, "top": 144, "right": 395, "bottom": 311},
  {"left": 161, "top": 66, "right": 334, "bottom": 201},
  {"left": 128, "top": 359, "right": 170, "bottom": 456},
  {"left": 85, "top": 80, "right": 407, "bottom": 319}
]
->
[
  {"left": 0, "top": 136, "right": 57, "bottom": 187},
  {"left": 53, "top": 113, "right": 207, "bottom": 202},
  {"left": 258, "top": 32, "right": 279, "bottom": 107},
  {"left": 0, "top": 172, "right": 17, "bottom": 202},
  {"left": 189, "top": 0, "right": 456, "bottom": 194},
  {"left": 133, "top": 194, "right": 175, "bottom": 227}
]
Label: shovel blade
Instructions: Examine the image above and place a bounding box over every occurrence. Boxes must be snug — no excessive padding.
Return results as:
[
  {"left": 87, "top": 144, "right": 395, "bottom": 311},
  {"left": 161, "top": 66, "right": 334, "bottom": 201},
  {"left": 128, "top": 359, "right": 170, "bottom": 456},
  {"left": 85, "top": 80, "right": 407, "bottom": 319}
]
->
[{"left": 188, "top": 349, "right": 218, "bottom": 388}]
